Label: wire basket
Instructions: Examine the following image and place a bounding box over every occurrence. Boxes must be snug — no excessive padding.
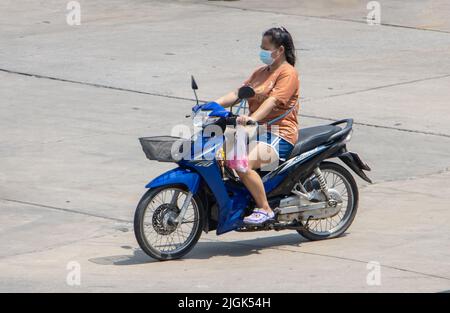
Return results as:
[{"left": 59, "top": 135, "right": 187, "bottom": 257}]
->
[{"left": 139, "top": 136, "right": 190, "bottom": 162}]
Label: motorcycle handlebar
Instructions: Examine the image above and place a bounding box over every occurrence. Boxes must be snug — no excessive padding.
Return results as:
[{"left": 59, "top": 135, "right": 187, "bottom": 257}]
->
[{"left": 225, "top": 116, "right": 257, "bottom": 126}]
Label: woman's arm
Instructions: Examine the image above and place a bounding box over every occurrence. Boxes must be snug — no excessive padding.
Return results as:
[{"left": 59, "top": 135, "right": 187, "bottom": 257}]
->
[
  {"left": 215, "top": 91, "right": 239, "bottom": 108},
  {"left": 237, "top": 97, "right": 277, "bottom": 125},
  {"left": 250, "top": 97, "right": 277, "bottom": 121},
  {"left": 239, "top": 68, "right": 298, "bottom": 125}
]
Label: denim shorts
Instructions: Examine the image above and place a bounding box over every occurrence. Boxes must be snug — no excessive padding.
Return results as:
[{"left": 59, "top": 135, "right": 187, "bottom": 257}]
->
[{"left": 256, "top": 132, "right": 294, "bottom": 161}]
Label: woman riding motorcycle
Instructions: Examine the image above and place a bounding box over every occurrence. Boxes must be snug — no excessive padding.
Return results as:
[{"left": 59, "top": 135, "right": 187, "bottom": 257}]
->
[{"left": 214, "top": 27, "right": 300, "bottom": 225}]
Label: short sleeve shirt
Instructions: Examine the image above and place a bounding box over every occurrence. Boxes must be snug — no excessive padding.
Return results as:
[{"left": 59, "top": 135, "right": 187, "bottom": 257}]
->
[{"left": 243, "top": 63, "right": 300, "bottom": 145}]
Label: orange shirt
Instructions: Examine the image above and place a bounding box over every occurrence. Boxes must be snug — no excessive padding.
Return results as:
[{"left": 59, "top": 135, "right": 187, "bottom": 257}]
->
[{"left": 243, "top": 63, "right": 300, "bottom": 145}]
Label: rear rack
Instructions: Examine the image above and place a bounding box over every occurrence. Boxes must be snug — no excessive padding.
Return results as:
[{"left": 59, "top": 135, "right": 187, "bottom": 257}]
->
[{"left": 327, "top": 118, "right": 353, "bottom": 143}]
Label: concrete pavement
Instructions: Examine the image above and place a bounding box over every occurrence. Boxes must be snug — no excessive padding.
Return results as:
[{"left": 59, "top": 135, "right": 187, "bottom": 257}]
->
[{"left": 0, "top": 0, "right": 449, "bottom": 292}]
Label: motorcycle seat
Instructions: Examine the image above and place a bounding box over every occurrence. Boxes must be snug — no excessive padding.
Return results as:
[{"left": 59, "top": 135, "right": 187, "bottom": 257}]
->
[{"left": 287, "top": 125, "right": 342, "bottom": 159}]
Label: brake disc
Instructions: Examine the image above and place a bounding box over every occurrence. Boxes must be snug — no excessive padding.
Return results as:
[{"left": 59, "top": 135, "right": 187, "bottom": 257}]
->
[{"left": 152, "top": 204, "right": 180, "bottom": 235}]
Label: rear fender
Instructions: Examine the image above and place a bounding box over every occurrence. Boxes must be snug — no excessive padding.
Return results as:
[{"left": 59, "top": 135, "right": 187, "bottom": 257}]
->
[{"left": 338, "top": 151, "right": 372, "bottom": 183}]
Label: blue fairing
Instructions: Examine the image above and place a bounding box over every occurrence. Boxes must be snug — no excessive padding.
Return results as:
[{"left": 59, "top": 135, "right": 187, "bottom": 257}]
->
[
  {"left": 145, "top": 141, "right": 330, "bottom": 236},
  {"left": 180, "top": 159, "right": 243, "bottom": 234},
  {"left": 263, "top": 173, "right": 286, "bottom": 193},
  {"left": 145, "top": 167, "right": 201, "bottom": 194}
]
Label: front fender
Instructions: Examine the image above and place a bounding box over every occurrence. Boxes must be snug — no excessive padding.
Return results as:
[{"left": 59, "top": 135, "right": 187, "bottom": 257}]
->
[{"left": 145, "top": 167, "right": 201, "bottom": 194}]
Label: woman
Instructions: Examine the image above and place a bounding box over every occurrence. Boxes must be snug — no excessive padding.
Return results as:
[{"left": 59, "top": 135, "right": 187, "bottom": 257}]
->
[{"left": 215, "top": 27, "right": 300, "bottom": 225}]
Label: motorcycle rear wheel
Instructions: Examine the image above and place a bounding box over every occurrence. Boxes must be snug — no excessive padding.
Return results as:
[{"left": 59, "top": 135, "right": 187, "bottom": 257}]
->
[
  {"left": 297, "top": 161, "right": 358, "bottom": 240},
  {"left": 134, "top": 185, "right": 204, "bottom": 261}
]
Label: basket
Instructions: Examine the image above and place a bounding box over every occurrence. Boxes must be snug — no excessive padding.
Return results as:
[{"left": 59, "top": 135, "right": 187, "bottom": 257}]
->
[{"left": 139, "top": 136, "right": 190, "bottom": 162}]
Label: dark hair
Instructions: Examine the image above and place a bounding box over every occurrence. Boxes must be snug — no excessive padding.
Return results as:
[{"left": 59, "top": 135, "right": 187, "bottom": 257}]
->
[{"left": 263, "top": 27, "right": 296, "bottom": 66}]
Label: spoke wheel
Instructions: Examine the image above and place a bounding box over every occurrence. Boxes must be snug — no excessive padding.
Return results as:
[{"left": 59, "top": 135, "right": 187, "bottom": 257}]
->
[
  {"left": 134, "top": 186, "right": 204, "bottom": 260},
  {"left": 298, "top": 162, "right": 359, "bottom": 240}
]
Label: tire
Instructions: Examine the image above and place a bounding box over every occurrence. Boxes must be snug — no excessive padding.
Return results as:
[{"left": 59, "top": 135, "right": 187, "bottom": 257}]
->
[
  {"left": 134, "top": 185, "right": 204, "bottom": 261},
  {"left": 297, "top": 161, "right": 359, "bottom": 241}
]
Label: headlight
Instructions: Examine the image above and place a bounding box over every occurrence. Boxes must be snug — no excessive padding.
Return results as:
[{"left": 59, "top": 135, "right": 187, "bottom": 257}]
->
[
  {"left": 193, "top": 111, "right": 220, "bottom": 127},
  {"left": 193, "top": 111, "right": 209, "bottom": 127},
  {"left": 204, "top": 116, "right": 220, "bottom": 126}
]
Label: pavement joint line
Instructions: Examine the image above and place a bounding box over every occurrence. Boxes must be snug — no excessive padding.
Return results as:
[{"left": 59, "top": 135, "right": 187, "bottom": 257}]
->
[
  {"left": 2, "top": 68, "right": 450, "bottom": 138},
  {"left": 360, "top": 166, "right": 450, "bottom": 189},
  {"left": 1, "top": 168, "right": 448, "bottom": 227},
  {"left": 1, "top": 197, "right": 448, "bottom": 283},
  {"left": 0, "top": 68, "right": 198, "bottom": 103},
  {"left": 304, "top": 73, "right": 450, "bottom": 101},
  {"left": 2, "top": 191, "right": 450, "bottom": 281},
  {"left": 199, "top": 237, "right": 450, "bottom": 282},
  {"left": 301, "top": 113, "right": 450, "bottom": 138},
  {"left": 0, "top": 198, "right": 131, "bottom": 224},
  {"left": 194, "top": 1, "right": 450, "bottom": 34},
  {"left": 6, "top": 126, "right": 154, "bottom": 149},
  {"left": 0, "top": 232, "right": 117, "bottom": 261}
]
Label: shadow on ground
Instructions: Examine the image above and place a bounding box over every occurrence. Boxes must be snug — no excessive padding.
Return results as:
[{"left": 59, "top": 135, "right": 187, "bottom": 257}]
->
[{"left": 89, "top": 233, "right": 308, "bottom": 265}]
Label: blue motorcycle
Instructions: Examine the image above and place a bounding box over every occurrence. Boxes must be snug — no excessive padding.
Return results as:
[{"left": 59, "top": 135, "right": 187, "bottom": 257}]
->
[{"left": 134, "top": 77, "right": 372, "bottom": 260}]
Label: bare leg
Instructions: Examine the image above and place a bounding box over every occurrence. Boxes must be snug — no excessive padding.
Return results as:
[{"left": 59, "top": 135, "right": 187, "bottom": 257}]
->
[
  {"left": 236, "top": 142, "right": 279, "bottom": 214},
  {"left": 238, "top": 169, "right": 272, "bottom": 213}
]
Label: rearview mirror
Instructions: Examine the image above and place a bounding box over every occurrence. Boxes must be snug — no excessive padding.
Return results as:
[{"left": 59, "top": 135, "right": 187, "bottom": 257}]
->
[
  {"left": 238, "top": 86, "right": 255, "bottom": 99},
  {"left": 191, "top": 75, "right": 198, "bottom": 90}
]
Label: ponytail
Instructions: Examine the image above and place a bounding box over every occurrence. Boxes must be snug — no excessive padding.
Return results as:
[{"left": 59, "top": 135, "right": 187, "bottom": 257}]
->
[{"left": 263, "top": 27, "right": 296, "bottom": 66}]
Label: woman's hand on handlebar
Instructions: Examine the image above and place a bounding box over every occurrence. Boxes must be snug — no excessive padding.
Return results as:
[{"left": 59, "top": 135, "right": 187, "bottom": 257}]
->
[{"left": 237, "top": 115, "right": 257, "bottom": 126}]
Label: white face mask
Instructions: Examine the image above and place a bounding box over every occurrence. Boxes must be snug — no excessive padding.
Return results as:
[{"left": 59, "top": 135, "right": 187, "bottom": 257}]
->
[{"left": 259, "top": 49, "right": 275, "bottom": 65}]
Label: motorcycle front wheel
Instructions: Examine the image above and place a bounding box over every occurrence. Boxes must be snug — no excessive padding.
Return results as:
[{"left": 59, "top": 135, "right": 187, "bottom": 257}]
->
[{"left": 134, "top": 185, "right": 204, "bottom": 261}]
